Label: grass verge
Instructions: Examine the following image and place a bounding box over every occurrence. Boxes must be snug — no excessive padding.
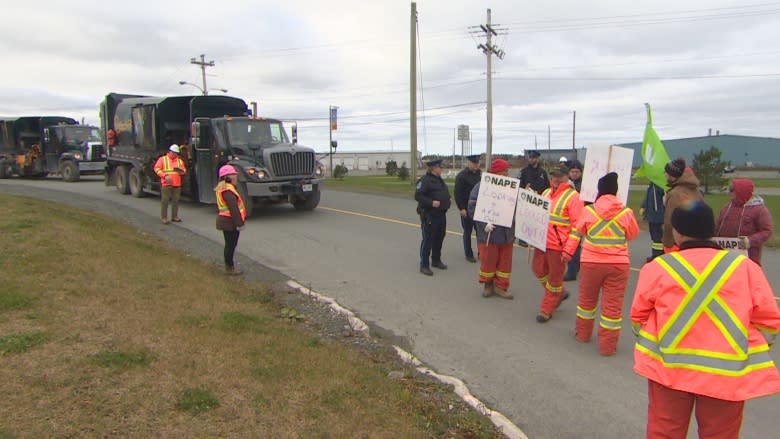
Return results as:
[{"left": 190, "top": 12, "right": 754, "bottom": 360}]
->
[{"left": 0, "top": 194, "right": 502, "bottom": 438}]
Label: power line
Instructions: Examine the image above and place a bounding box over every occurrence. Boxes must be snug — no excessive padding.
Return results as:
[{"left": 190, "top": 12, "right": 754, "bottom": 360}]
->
[{"left": 496, "top": 73, "right": 780, "bottom": 81}]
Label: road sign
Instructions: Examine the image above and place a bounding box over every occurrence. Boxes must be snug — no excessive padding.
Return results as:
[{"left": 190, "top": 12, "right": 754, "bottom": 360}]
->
[{"left": 457, "top": 124, "right": 470, "bottom": 141}]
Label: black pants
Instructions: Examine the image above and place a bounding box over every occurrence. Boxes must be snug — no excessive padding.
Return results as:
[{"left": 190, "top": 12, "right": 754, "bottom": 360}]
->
[
  {"left": 649, "top": 222, "right": 663, "bottom": 259},
  {"left": 420, "top": 214, "right": 446, "bottom": 268},
  {"left": 223, "top": 230, "right": 240, "bottom": 268},
  {"left": 460, "top": 215, "right": 476, "bottom": 258}
]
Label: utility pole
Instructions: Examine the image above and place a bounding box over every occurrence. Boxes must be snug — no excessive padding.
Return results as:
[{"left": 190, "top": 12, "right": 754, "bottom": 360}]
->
[
  {"left": 410, "top": 2, "right": 418, "bottom": 184},
  {"left": 190, "top": 54, "right": 215, "bottom": 96},
  {"left": 572, "top": 111, "right": 576, "bottom": 151},
  {"left": 548, "top": 125, "right": 551, "bottom": 150},
  {"left": 472, "top": 9, "right": 505, "bottom": 169}
]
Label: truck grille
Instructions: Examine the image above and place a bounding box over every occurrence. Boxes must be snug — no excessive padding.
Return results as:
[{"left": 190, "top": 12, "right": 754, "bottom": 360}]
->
[{"left": 269, "top": 151, "right": 315, "bottom": 177}]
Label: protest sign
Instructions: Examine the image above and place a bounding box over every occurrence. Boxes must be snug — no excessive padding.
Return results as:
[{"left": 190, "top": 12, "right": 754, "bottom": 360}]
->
[
  {"left": 473, "top": 173, "right": 520, "bottom": 228},
  {"left": 580, "top": 144, "right": 634, "bottom": 205},
  {"left": 712, "top": 236, "right": 749, "bottom": 256},
  {"left": 515, "top": 187, "right": 550, "bottom": 251}
]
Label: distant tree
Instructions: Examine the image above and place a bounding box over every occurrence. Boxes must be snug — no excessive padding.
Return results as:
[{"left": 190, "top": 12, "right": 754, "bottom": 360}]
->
[
  {"left": 692, "top": 146, "right": 730, "bottom": 194},
  {"left": 333, "top": 164, "right": 349, "bottom": 180},
  {"left": 398, "top": 162, "right": 410, "bottom": 180},
  {"left": 385, "top": 160, "right": 398, "bottom": 176}
]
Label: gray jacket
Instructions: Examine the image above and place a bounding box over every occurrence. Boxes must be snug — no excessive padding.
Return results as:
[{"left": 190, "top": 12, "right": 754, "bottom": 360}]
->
[{"left": 467, "top": 182, "right": 515, "bottom": 244}]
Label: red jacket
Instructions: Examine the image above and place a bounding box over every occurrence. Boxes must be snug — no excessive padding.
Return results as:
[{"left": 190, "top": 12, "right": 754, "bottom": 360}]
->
[
  {"left": 630, "top": 242, "right": 780, "bottom": 401},
  {"left": 542, "top": 182, "right": 582, "bottom": 251},
  {"left": 715, "top": 179, "right": 773, "bottom": 265},
  {"left": 564, "top": 194, "right": 639, "bottom": 264}
]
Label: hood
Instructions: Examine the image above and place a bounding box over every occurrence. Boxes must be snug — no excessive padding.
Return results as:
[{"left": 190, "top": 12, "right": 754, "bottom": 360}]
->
[
  {"left": 592, "top": 194, "right": 625, "bottom": 218},
  {"left": 731, "top": 179, "right": 753, "bottom": 206},
  {"left": 745, "top": 194, "right": 765, "bottom": 207},
  {"left": 669, "top": 167, "right": 700, "bottom": 190}
]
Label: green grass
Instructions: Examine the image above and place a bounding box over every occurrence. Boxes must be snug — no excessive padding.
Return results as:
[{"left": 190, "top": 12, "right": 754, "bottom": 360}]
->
[
  {"left": 327, "top": 175, "right": 417, "bottom": 195},
  {"left": 218, "top": 311, "right": 271, "bottom": 333},
  {"left": 0, "top": 287, "right": 35, "bottom": 311},
  {"left": 0, "top": 333, "right": 47, "bottom": 355},
  {"left": 93, "top": 349, "right": 153, "bottom": 369},
  {"left": 176, "top": 387, "right": 220, "bottom": 415}
]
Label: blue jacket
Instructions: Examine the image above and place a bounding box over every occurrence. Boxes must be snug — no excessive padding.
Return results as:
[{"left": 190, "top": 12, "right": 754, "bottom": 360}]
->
[
  {"left": 467, "top": 182, "right": 516, "bottom": 244},
  {"left": 641, "top": 183, "right": 665, "bottom": 224}
]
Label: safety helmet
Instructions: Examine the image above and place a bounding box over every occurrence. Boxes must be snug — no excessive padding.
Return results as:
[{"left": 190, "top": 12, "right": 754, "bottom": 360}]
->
[
  {"left": 218, "top": 164, "right": 238, "bottom": 178},
  {"left": 558, "top": 156, "right": 568, "bottom": 163},
  {"left": 169, "top": 144, "right": 181, "bottom": 154}
]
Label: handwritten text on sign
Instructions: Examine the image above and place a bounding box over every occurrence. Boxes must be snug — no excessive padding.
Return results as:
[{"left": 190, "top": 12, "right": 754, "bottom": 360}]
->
[
  {"left": 580, "top": 144, "right": 634, "bottom": 205},
  {"left": 473, "top": 173, "right": 520, "bottom": 228},
  {"left": 515, "top": 187, "right": 550, "bottom": 251}
]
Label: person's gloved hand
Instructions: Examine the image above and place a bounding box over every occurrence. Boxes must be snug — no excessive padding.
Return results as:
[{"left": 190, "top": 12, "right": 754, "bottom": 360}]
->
[
  {"left": 739, "top": 236, "right": 750, "bottom": 249},
  {"left": 562, "top": 252, "right": 572, "bottom": 264},
  {"left": 165, "top": 175, "right": 172, "bottom": 184},
  {"left": 485, "top": 223, "right": 495, "bottom": 233},
  {"left": 639, "top": 207, "right": 646, "bottom": 217}
]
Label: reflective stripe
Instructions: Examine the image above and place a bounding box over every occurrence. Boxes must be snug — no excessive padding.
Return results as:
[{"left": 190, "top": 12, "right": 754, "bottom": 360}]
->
[
  {"left": 480, "top": 271, "right": 496, "bottom": 278},
  {"left": 545, "top": 281, "right": 563, "bottom": 293},
  {"left": 537, "top": 275, "right": 548, "bottom": 286},
  {"left": 496, "top": 270, "right": 511, "bottom": 279},
  {"left": 631, "top": 322, "right": 641, "bottom": 336},
  {"left": 216, "top": 185, "right": 247, "bottom": 221},
  {"left": 755, "top": 325, "right": 778, "bottom": 345},
  {"left": 636, "top": 251, "right": 766, "bottom": 376},
  {"left": 549, "top": 188, "right": 576, "bottom": 226},
  {"left": 652, "top": 242, "right": 664, "bottom": 250},
  {"left": 584, "top": 206, "right": 629, "bottom": 247},
  {"left": 600, "top": 315, "right": 623, "bottom": 331},
  {"left": 577, "top": 306, "right": 596, "bottom": 320}
]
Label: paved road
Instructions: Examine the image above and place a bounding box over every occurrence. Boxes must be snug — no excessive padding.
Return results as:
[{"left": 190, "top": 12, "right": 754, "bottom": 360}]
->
[{"left": 2, "top": 177, "right": 779, "bottom": 439}]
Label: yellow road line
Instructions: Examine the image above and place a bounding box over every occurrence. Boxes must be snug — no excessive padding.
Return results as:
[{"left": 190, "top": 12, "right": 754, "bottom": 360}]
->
[{"left": 320, "top": 206, "right": 780, "bottom": 300}]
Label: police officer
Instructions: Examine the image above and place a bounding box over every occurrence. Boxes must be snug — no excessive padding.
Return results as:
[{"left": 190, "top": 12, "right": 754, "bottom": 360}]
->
[
  {"left": 518, "top": 150, "right": 550, "bottom": 194},
  {"left": 415, "top": 159, "right": 451, "bottom": 276},
  {"left": 454, "top": 154, "right": 481, "bottom": 263}
]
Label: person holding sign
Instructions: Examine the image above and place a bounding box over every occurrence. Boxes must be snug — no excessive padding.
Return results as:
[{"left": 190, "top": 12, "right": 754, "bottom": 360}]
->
[
  {"left": 467, "top": 159, "right": 515, "bottom": 299},
  {"left": 455, "top": 154, "right": 482, "bottom": 263},
  {"left": 630, "top": 200, "right": 780, "bottom": 439},
  {"left": 563, "top": 172, "right": 639, "bottom": 356},
  {"left": 715, "top": 179, "right": 773, "bottom": 266},
  {"left": 415, "top": 159, "right": 452, "bottom": 276},
  {"left": 533, "top": 165, "right": 582, "bottom": 323}
]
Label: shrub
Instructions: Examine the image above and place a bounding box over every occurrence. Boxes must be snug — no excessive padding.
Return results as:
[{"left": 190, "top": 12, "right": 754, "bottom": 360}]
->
[
  {"left": 333, "top": 164, "right": 349, "bottom": 180},
  {"left": 398, "top": 162, "right": 410, "bottom": 180},
  {"left": 385, "top": 160, "right": 398, "bottom": 176}
]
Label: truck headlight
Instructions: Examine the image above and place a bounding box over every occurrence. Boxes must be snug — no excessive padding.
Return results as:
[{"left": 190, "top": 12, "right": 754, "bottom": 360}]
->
[
  {"left": 73, "top": 153, "right": 83, "bottom": 161},
  {"left": 246, "top": 167, "right": 267, "bottom": 180},
  {"left": 315, "top": 163, "right": 326, "bottom": 176}
]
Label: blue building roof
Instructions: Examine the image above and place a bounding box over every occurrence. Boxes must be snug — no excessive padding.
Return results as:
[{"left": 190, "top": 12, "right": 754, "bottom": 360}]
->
[{"left": 619, "top": 134, "right": 780, "bottom": 167}]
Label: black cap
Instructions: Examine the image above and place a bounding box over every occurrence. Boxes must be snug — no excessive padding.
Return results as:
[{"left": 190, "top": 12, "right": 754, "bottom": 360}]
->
[
  {"left": 671, "top": 200, "right": 715, "bottom": 240},
  {"left": 466, "top": 154, "right": 480, "bottom": 164},
  {"left": 597, "top": 172, "right": 619, "bottom": 197},
  {"left": 527, "top": 150, "right": 541, "bottom": 158},
  {"left": 426, "top": 159, "right": 443, "bottom": 167},
  {"left": 567, "top": 160, "right": 583, "bottom": 170}
]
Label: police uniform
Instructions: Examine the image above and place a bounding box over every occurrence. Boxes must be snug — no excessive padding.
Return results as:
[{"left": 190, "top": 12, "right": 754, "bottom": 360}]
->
[
  {"left": 454, "top": 154, "right": 481, "bottom": 262},
  {"left": 415, "top": 159, "right": 451, "bottom": 275},
  {"left": 518, "top": 150, "right": 550, "bottom": 194}
]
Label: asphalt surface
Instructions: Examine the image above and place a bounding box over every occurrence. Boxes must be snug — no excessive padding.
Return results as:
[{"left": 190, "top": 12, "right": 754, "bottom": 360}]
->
[{"left": 1, "top": 177, "right": 779, "bottom": 439}]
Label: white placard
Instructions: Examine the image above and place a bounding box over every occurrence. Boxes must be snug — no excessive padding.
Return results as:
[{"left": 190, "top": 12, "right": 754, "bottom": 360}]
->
[
  {"left": 515, "top": 187, "right": 550, "bottom": 251},
  {"left": 711, "top": 237, "right": 749, "bottom": 256},
  {"left": 580, "top": 144, "right": 634, "bottom": 205},
  {"left": 473, "top": 173, "right": 520, "bottom": 228}
]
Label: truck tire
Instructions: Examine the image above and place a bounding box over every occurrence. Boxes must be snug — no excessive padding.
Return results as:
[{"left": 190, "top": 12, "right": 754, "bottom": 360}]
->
[
  {"left": 60, "top": 161, "right": 80, "bottom": 182},
  {"left": 293, "top": 188, "right": 320, "bottom": 211},
  {"left": 116, "top": 165, "right": 130, "bottom": 195},
  {"left": 238, "top": 182, "right": 254, "bottom": 218},
  {"left": 0, "top": 161, "right": 10, "bottom": 179},
  {"left": 129, "top": 166, "right": 146, "bottom": 198}
]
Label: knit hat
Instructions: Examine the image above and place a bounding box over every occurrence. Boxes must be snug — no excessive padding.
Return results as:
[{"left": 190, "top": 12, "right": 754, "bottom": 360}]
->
[
  {"left": 567, "top": 160, "right": 583, "bottom": 171},
  {"left": 597, "top": 172, "right": 619, "bottom": 197},
  {"left": 489, "top": 159, "right": 510, "bottom": 173},
  {"left": 664, "top": 158, "right": 686, "bottom": 178},
  {"left": 671, "top": 200, "right": 715, "bottom": 240}
]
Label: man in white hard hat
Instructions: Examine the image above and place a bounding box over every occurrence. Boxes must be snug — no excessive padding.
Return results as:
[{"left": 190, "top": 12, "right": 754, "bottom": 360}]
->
[{"left": 153, "top": 144, "right": 187, "bottom": 224}]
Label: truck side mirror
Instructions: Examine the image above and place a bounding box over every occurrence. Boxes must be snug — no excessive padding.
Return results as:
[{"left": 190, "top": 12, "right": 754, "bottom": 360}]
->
[
  {"left": 191, "top": 122, "right": 201, "bottom": 146},
  {"left": 44, "top": 128, "right": 50, "bottom": 143},
  {"left": 291, "top": 123, "right": 298, "bottom": 144},
  {"left": 330, "top": 140, "right": 337, "bottom": 150}
]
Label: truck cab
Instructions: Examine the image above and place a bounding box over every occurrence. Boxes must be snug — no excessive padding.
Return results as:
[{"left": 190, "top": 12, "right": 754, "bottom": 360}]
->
[{"left": 44, "top": 124, "right": 106, "bottom": 181}]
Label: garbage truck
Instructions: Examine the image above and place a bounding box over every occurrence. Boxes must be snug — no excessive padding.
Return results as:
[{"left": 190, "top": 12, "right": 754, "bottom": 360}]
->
[
  {"left": 0, "top": 116, "right": 106, "bottom": 181},
  {"left": 100, "top": 93, "right": 324, "bottom": 217}
]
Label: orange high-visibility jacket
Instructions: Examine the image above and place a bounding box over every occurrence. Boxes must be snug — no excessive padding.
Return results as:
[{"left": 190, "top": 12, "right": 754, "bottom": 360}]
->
[
  {"left": 217, "top": 184, "right": 247, "bottom": 222},
  {"left": 542, "top": 182, "right": 582, "bottom": 251},
  {"left": 630, "top": 245, "right": 780, "bottom": 401},
  {"left": 153, "top": 153, "right": 186, "bottom": 188},
  {"left": 564, "top": 194, "right": 640, "bottom": 264}
]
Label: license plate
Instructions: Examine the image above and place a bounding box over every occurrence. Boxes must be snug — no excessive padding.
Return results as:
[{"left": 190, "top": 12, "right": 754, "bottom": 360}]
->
[{"left": 302, "top": 184, "right": 313, "bottom": 192}]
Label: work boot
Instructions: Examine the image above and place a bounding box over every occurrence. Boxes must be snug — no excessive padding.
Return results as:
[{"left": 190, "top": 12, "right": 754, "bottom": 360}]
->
[
  {"left": 495, "top": 287, "right": 513, "bottom": 300},
  {"left": 161, "top": 218, "right": 170, "bottom": 224},
  {"left": 226, "top": 265, "right": 243, "bottom": 275},
  {"left": 466, "top": 255, "right": 477, "bottom": 263},
  {"left": 482, "top": 282, "right": 495, "bottom": 297},
  {"left": 432, "top": 261, "right": 448, "bottom": 269},
  {"left": 420, "top": 266, "right": 434, "bottom": 276},
  {"left": 536, "top": 312, "right": 551, "bottom": 323},
  {"left": 563, "top": 273, "right": 577, "bottom": 282}
]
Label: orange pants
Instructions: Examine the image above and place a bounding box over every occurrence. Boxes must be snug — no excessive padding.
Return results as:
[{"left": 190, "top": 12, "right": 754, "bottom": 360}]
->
[
  {"left": 478, "top": 242, "right": 513, "bottom": 290},
  {"left": 532, "top": 248, "right": 566, "bottom": 316},
  {"left": 646, "top": 380, "right": 744, "bottom": 439},
  {"left": 575, "top": 262, "right": 630, "bottom": 355}
]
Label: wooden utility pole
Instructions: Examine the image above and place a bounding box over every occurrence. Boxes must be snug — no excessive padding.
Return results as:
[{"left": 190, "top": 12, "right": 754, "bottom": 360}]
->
[
  {"left": 474, "top": 9, "right": 505, "bottom": 169},
  {"left": 572, "top": 111, "right": 576, "bottom": 151},
  {"left": 190, "top": 54, "right": 215, "bottom": 96},
  {"left": 410, "top": 2, "right": 418, "bottom": 184}
]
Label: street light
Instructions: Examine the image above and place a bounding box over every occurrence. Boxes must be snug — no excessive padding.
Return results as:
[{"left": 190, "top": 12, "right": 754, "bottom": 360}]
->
[{"left": 177, "top": 81, "right": 228, "bottom": 95}]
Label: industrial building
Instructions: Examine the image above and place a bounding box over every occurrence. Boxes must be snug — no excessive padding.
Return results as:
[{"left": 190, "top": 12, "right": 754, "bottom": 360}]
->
[
  {"left": 619, "top": 134, "right": 780, "bottom": 168},
  {"left": 317, "top": 150, "right": 422, "bottom": 171}
]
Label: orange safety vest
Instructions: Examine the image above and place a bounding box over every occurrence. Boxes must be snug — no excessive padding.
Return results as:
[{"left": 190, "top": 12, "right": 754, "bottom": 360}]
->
[
  {"left": 217, "top": 184, "right": 247, "bottom": 222},
  {"left": 630, "top": 248, "right": 780, "bottom": 401},
  {"left": 542, "top": 183, "right": 582, "bottom": 251},
  {"left": 154, "top": 154, "right": 185, "bottom": 187},
  {"left": 565, "top": 197, "right": 639, "bottom": 264}
]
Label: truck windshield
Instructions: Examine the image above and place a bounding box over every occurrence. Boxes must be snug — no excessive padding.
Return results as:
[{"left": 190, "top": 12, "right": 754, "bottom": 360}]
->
[
  {"left": 226, "top": 120, "right": 288, "bottom": 148},
  {"left": 60, "top": 127, "right": 101, "bottom": 147}
]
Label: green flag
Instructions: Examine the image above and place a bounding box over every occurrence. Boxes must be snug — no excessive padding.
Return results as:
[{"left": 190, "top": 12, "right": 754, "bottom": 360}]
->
[{"left": 634, "top": 103, "right": 671, "bottom": 189}]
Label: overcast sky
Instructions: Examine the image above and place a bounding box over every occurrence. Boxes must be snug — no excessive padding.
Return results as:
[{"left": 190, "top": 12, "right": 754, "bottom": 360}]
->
[{"left": 1, "top": 0, "right": 779, "bottom": 156}]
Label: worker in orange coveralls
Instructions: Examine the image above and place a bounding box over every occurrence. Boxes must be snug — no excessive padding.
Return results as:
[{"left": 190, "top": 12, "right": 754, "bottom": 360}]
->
[
  {"left": 533, "top": 164, "right": 582, "bottom": 323},
  {"left": 563, "top": 172, "right": 639, "bottom": 355},
  {"left": 631, "top": 200, "right": 780, "bottom": 439}
]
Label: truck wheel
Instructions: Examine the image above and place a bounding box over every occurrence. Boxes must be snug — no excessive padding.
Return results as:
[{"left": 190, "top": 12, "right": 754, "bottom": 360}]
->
[
  {"left": 60, "top": 161, "right": 80, "bottom": 182},
  {"left": 293, "top": 189, "right": 320, "bottom": 211},
  {"left": 116, "top": 166, "right": 130, "bottom": 195},
  {"left": 129, "top": 166, "right": 146, "bottom": 198},
  {"left": 0, "top": 161, "right": 10, "bottom": 179},
  {"left": 238, "top": 182, "right": 254, "bottom": 218}
]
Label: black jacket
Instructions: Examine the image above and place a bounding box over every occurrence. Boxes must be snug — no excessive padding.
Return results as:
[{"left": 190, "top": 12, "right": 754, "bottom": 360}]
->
[
  {"left": 454, "top": 167, "right": 481, "bottom": 210},
  {"left": 518, "top": 165, "right": 550, "bottom": 194},
  {"left": 415, "top": 172, "right": 451, "bottom": 217},
  {"left": 641, "top": 183, "right": 665, "bottom": 224}
]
